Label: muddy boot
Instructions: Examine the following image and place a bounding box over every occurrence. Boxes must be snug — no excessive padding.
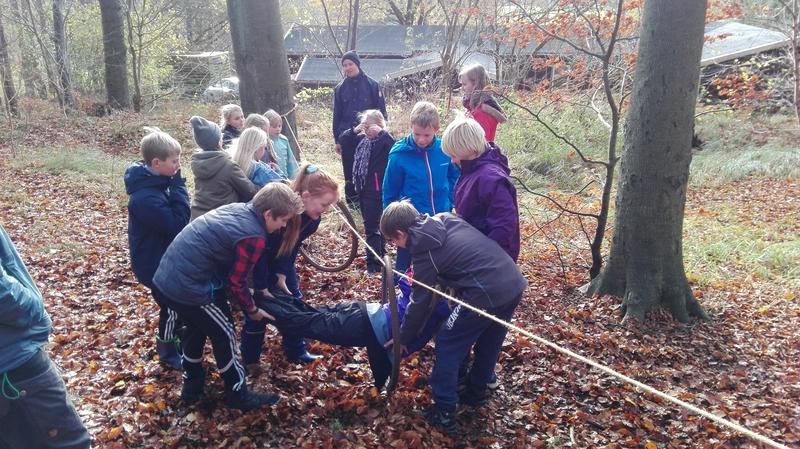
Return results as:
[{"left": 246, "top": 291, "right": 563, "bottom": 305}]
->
[
  {"left": 225, "top": 384, "right": 281, "bottom": 411},
  {"left": 156, "top": 336, "right": 182, "bottom": 369}
]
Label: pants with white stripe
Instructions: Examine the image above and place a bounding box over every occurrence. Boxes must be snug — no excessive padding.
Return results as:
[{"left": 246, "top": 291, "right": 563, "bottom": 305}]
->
[
  {"left": 151, "top": 289, "right": 182, "bottom": 342},
  {"left": 155, "top": 290, "right": 246, "bottom": 392}
]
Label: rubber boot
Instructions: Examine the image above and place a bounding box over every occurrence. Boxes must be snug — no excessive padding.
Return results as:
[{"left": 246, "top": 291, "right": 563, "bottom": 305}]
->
[{"left": 156, "top": 336, "right": 182, "bottom": 369}]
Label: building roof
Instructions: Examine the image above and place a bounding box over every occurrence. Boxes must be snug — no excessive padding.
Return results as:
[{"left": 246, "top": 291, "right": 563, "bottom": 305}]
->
[{"left": 701, "top": 21, "right": 790, "bottom": 67}]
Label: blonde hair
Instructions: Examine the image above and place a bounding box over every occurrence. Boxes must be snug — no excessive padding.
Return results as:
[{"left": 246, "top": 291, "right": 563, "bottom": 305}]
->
[
  {"left": 459, "top": 63, "right": 491, "bottom": 109},
  {"left": 252, "top": 182, "right": 304, "bottom": 219},
  {"left": 441, "top": 115, "right": 487, "bottom": 160},
  {"left": 380, "top": 200, "right": 419, "bottom": 239},
  {"left": 410, "top": 101, "right": 440, "bottom": 129},
  {"left": 140, "top": 126, "right": 181, "bottom": 165},
  {"left": 263, "top": 109, "right": 282, "bottom": 128},
  {"left": 220, "top": 104, "right": 243, "bottom": 127},
  {"left": 279, "top": 162, "right": 339, "bottom": 256},
  {"left": 231, "top": 127, "right": 269, "bottom": 177},
  {"left": 359, "top": 109, "right": 385, "bottom": 127},
  {"left": 244, "top": 113, "right": 268, "bottom": 130}
]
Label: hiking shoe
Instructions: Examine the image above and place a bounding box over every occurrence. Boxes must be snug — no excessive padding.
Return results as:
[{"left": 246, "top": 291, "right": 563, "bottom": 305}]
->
[
  {"left": 459, "top": 386, "right": 488, "bottom": 407},
  {"left": 423, "top": 407, "right": 458, "bottom": 434},
  {"left": 225, "top": 387, "right": 281, "bottom": 411},
  {"left": 487, "top": 372, "right": 499, "bottom": 390}
]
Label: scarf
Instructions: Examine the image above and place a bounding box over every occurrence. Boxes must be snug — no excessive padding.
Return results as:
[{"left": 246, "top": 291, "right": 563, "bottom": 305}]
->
[{"left": 353, "top": 130, "right": 385, "bottom": 192}]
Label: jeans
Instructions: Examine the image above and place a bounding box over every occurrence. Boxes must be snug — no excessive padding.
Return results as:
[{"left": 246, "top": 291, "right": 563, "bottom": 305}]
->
[
  {"left": 429, "top": 295, "right": 521, "bottom": 411},
  {"left": 0, "top": 350, "right": 91, "bottom": 449}
]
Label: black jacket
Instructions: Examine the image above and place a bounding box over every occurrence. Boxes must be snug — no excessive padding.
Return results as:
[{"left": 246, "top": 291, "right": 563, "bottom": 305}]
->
[
  {"left": 338, "top": 128, "right": 395, "bottom": 197},
  {"left": 399, "top": 213, "right": 528, "bottom": 346},
  {"left": 332, "top": 72, "right": 388, "bottom": 143}
]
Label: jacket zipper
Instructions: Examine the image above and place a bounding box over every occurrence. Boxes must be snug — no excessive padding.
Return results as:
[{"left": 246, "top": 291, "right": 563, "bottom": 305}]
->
[{"left": 424, "top": 152, "right": 436, "bottom": 214}]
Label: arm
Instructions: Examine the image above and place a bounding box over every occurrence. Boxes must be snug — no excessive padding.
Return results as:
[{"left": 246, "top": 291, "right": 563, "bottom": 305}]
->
[
  {"left": 397, "top": 252, "right": 439, "bottom": 346},
  {"left": 228, "top": 237, "right": 266, "bottom": 313},
  {"left": 382, "top": 154, "right": 403, "bottom": 209},
  {"left": 446, "top": 162, "right": 460, "bottom": 208},
  {"left": 332, "top": 86, "right": 342, "bottom": 143},
  {"left": 481, "top": 178, "right": 520, "bottom": 260},
  {"left": 0, "top": 228, "right": 45, "bottom": 328},
  {"left": 229, "top": 163, "right": 258, "bottom": 202}
]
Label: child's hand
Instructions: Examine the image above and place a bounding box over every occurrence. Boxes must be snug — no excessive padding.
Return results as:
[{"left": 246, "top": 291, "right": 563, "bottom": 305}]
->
[
  {"left": 275, "top": 273, "right": 292, "bottom": 296},
  {"left": 354, "top": 124, "right": 365, "bottom": 133},
  {"left": 247, "top": 307, "right": 275, "bottom": 321},
  {"left": 383, "top": 339, "right": 408, "bottom": 357}
]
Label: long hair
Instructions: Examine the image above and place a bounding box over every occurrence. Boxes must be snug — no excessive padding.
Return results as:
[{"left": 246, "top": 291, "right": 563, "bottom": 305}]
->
[
  {"left": 230, "top": 127, "right": 268, "bottom": 177},
  {"left": 278, "top": 162, "right": 340, "bottom": 256},
  {"left": 459, "top": 63, "right": 490, "bottom": 110}
]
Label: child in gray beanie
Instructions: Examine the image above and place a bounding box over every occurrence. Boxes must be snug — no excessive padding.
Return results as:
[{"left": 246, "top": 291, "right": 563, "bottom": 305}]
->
[{"left": 189, "top": 115, "right": 257, "bottom": 219}]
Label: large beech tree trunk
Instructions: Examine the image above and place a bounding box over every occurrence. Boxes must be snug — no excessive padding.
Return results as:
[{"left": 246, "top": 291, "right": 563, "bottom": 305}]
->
[
  {"left": 52, "top": 0, "right": 75, "bottom": 108},
  {"left": 586, "top": 0, "right": 709, "bottom": 324},
  {"left": 99, "top": 0, "right": 130, "bottom": 109},
  {"left": 227, "top": 0, "right": 299, "bottom": 157},
  {"left": 0, "top": 13, "right": 19, "bottom": 117}
]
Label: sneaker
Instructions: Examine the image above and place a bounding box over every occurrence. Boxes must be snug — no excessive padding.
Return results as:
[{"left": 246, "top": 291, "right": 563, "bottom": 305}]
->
[
  {"left": 423, "top": 407, "right": 458, "bottom": 434},
  {"left": 225, "top": 386, "right": 281, "bottom": 410},
  {"left": 459, "top": 386, "right": 488, "bottom": 407},
  {"left": 487, "top": 372, "right": 499, "bottom": 390}
]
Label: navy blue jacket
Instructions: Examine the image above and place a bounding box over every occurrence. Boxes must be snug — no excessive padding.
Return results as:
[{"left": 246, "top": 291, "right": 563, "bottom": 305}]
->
[
  {"left": 125, "top": 162, "right": 190, "bottom": 289},
  {"left": 332, "top": 71, "right": 388, "bottom": 143}
]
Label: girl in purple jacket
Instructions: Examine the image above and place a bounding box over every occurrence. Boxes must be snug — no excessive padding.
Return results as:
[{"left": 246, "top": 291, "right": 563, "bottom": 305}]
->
[{"left": 442, "top": 116, "right": 520, "bottom": 261}]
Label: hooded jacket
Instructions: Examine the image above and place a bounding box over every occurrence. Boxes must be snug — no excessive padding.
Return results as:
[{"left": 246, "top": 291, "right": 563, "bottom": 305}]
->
[
  {"left": 382, "top": 135, "right": 460, "bottom": 215},
  {"left": 398, "top": 213, "right": 527, "bottom": 346},
  {"left": 124, "top": 162, "right": 190, "bottom": 288},
  {"left": 339, "top": 128, "right": 395, "bottom": 197},
  {"left": 190, "top": 150, "right": 257, "bottom": 220},
  {"left": 332, "top": 70, "right": 388, "bottom": 143},
  {"left": 1, "top": 225, "right": 51, "bottom": 372},
  {"left": 454, "top": 143, "right": 520, "bottom": 261}
]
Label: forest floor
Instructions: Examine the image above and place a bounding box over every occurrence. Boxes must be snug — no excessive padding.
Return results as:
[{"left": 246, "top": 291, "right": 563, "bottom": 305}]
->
[{"left": 0, "top": 99, "right": 798, "bottom": 449}]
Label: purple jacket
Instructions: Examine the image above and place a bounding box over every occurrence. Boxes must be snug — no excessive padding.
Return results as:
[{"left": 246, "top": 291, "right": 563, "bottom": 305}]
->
[{"left": 454, "top": 143, "right": 520, "bottom": 261}]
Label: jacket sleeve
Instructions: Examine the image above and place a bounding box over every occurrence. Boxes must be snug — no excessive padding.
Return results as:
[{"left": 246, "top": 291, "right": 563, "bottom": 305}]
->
[
  {"left": 373, "top": 81, "right": 388, "bottom": 122},
  {"left": 229, "top": 163, "right": 258, "bottom": 202},
  {"left": 382, "top": 153, "right": 403, "bottom": 209},
  {"left": 447, "top": 162, "right": 460, "bottom": 208},
  {"left": 128, "top": 177, "right": 190, "bottom": 239},
  {"left": 480, "top": 177, "right": 519, "bottom": 260},
  {"left": 398, "top": 251, "right": 439, "bottom": 346},
  {"left": 0, "top": 232, "right": 44, "bottom": 328},
  {"left": 376, "top": 135, "right": 393, "bottom": 185},
  {"left": 332, "top": 86, "right": 342, "bottom": 143}
]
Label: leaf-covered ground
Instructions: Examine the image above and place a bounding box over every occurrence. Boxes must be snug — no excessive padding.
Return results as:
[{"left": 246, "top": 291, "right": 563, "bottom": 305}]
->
[{"left": 0, "top": 104, "right": 798, "bottom": 449}]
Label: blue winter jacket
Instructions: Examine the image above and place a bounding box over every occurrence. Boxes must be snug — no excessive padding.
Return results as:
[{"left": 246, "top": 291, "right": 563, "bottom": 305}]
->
[
  {"left": 153, "top": 203, "right": 269, "bottom": 306},
  {"left": 125, "top": 162, "right": 190, "bottom": 289},
  {"left": 0, "top": 225, "right": 51, "bottom": 372},
  {"left": 382, "top": 134, "right": 460, "bottom": 215},
  {"left": 249, "top": 161, "right": 285, "bottom": 187}
]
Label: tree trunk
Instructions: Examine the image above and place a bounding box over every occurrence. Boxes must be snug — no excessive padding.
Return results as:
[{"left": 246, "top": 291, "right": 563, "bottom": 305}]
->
[
  {"left": 52, "top": 0, "right": 75, "bottom": 108},
  {"left": 227, "top": 0, "right": 299, "bottom": 157},
  {"left": 99, "top": 0, "right": 130, "bottom": 109},
  {"left": 586, "top": 0, "right": 709, "bottom": 324},
  {"left": 124, "top": 0, "right": 141, "bottom": 112},
  {"left": 23, "top": 0, "right": 58, "bottom": 99},
  {"left": 0, "top": 13, "right": 19, "bottom": 117},
  {"left": 348, "top": 0, "right": 360, "bottom": 51},
  {"left": 9, "top": 0, "right": 47, "bottom": 98},
  {"left": 792, "top": 0, "right": 800, "bottom": 127}
]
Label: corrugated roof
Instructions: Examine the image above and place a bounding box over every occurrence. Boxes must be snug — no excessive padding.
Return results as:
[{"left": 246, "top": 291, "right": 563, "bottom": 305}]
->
[{"left": 701, "top": 21, "right": 790, "bottom": 67}]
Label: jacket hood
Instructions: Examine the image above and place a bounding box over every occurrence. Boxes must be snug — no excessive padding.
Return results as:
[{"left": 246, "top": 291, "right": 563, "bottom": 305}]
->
[
  {"left": 389, "top": 134, "right": 439, "bottom": 155},
  {"left": 191, "top": 150, "right": 230, "bottom": 180},
  {"left": 124, "top": 161, "right": 169, "bottom": 195},
  {"left": 407, "top": 214, "right": 447, "bottom": 253},
  {"left": 461, "top": 142, "right": 510, "bottom": 176}
]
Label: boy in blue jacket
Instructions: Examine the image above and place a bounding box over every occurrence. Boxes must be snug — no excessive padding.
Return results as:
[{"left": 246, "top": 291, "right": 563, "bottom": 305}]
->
[
  {"left": 125, "top": 127, "right": 190, "bottom": 369},
  {"left": 0, "top": 225, "right": 91, "bottom": 449},
  {"left": 382, "top": 101, "right": 460, "bottom": 276}
]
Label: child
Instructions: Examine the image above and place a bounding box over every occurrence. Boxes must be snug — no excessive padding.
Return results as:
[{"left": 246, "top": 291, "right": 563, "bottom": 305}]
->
[
  {"left": 230, "top": 127, "right": 284, "bottom": 187},
  {"left": 220, "top": 104, "right": 244, "bottom": 148},
  {"left": 442, "top": 115, "right": 520, "bottom": 261},
  {"left": 125, "top": 127, "right": 190, "bottom": 368},
  {"left": 242, "top": 163, "right": 339, "bottom": 369},
  {"left": 0, "top": 225, "right": 91, "bottom": 449},
  {"left": 257, "top": 273, "right": 451, "bottom": 389},
  {"left": 382, "top": 101, "right": 460, "bottom": 275},
  {"left": 459, "top": 63, "right": 507, "bottom": 142},
  {"left": 380, "top": 200, "right": 527, "bottom": 434},
  {"left": 338, "top": 109, "right": 395, "bottom": 273},
  {"left": 189, "top": 115, "right": 258, "bottom": 220},
  {"left": 263, "top": 110, "right": 300, "bottom": 179},
  {"left": 152, "top": 182, "right": 304, "bottom": 410}
]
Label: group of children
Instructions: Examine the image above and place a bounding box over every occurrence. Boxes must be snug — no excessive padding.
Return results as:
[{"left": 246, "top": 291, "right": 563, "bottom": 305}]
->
[{"left": 124, "top": 61, "right": 524, "bottom": 433}]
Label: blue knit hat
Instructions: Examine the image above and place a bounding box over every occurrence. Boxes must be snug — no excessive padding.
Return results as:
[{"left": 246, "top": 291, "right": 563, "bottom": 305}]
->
[{"left": 190, "top": 116, "right": 221, "bottom": 151}]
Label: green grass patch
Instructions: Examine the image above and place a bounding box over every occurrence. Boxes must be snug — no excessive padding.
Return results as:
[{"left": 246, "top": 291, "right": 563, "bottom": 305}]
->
[{"left": 684, "top": 214, "right": 800, "bottom": 289}]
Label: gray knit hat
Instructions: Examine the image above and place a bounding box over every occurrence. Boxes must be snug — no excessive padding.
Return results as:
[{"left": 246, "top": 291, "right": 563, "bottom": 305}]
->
[{"left": 190, "top": 116, "right": 222, "bottom": 151}]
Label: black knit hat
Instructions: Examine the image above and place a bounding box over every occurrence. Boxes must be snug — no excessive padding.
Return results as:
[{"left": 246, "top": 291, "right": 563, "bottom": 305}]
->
[{"left": 341, "top": 50, "right": 361, "bottom": 68}]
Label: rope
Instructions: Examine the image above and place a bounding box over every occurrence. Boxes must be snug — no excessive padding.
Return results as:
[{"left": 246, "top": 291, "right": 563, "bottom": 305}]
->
[{"left": 330, "top": 205, "right": 792, "bottom": 449}]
